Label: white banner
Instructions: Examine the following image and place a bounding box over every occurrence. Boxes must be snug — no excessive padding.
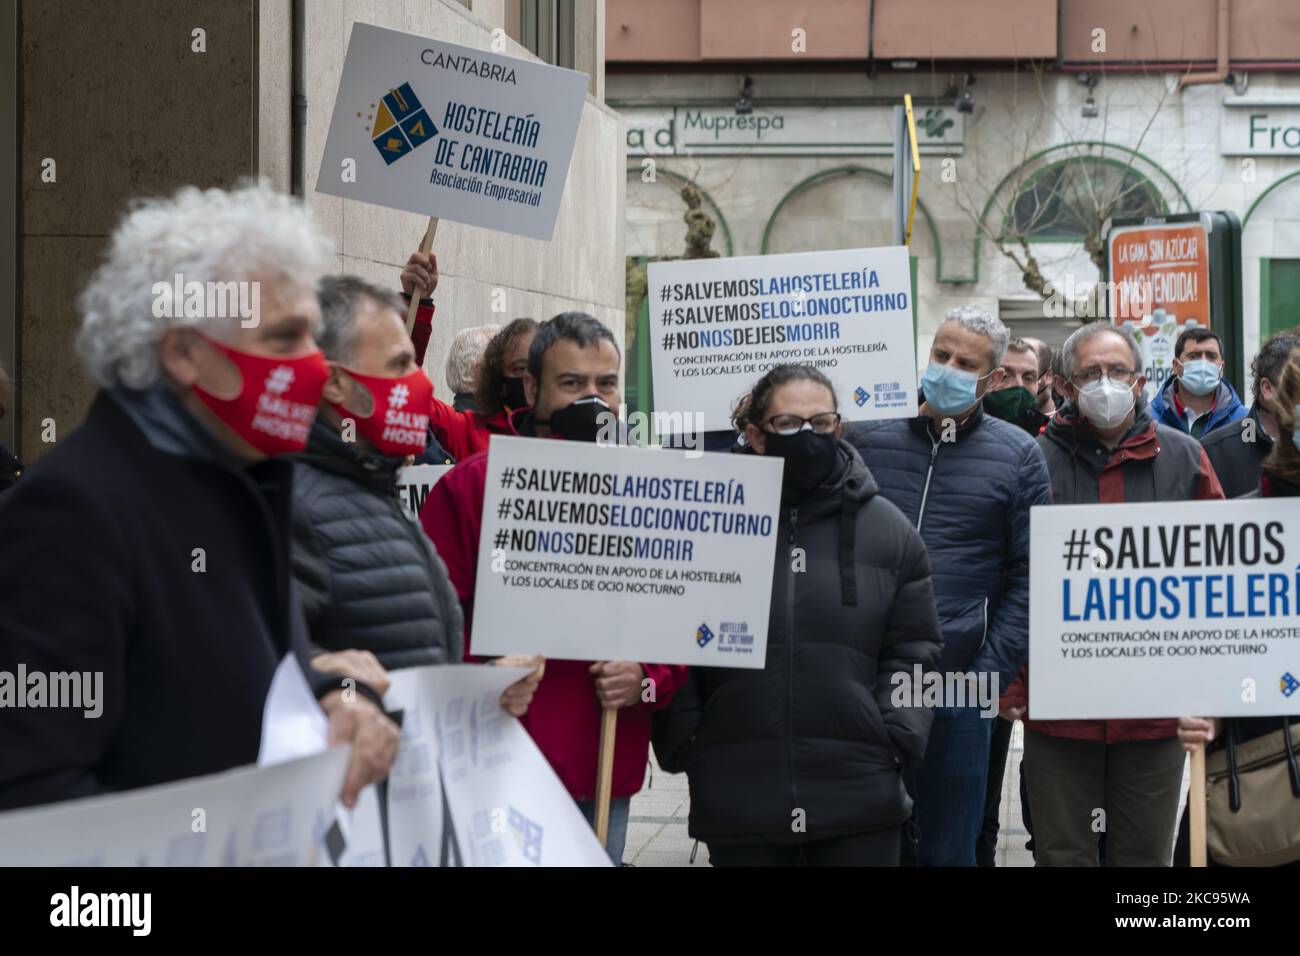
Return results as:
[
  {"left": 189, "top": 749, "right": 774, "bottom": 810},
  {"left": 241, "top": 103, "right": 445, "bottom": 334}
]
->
[
  {"left": 0, "top": 747, "right": 350, "bottom": 866},
  {"left": 317, "top": 23, "right": 588, "bottom": 240},
  {"left": 647, "top": 247, "right": 918, "bottom": 433},
  {"left": 471, "top": 436, "right": 782, "bottom": 667},
  {"left": 1029, "top": 499, "right": 1300, "bottom": 720},
  {"left": 384, "top": 664, "right": 610, "bottom": 867},
  {"left": 397, "top": 464, "right": 453, "bottom": 518}
]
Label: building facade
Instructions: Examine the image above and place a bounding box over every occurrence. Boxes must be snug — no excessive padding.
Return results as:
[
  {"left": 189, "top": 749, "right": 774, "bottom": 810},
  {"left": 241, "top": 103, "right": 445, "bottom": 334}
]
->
[
  {"left": 610, "top": 0, "right": 1300, "bottom": 394},
  {"left": 6, "top": 0, "right": 624, "bottom": 459}
]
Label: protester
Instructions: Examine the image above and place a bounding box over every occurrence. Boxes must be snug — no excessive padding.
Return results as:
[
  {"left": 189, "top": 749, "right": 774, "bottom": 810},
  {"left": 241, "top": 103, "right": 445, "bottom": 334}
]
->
[
  {"left": 977, "top": 335, "right": 1057, "bottom": 864},
  {"left": 1149, "top": 327, "right": 1246, "bottom": 438},
  {"left": 652, "top": 365, "right": 943, "bottom": 866},
  {"left": 847, "top": 306, "right": 1051, "bottom": 866},
  {"left": 977, "top": 335, "right": 1052, "bottom": 864},
  {"left": 1175, "top": 344, "right": 1300, "bottom": 866},
  {"left": 1200, "top": 331, "right": 1300, "bottom": 498},
  {"left": 446, "top": 324, "right": 500, "bottom": 412},
  {"left": 1022, "top": 337, "right": 1057, "bottom": 420},
  {"left": 289, "top": 276, "right": 543, "bottom": 716},
  {"left": 0, "top": 361, "right": 21, "bottom": 493},
  {"left": 418, "top": 311, "right": 687, "bottom": 863},
  {"left": 983, "top": 338, "right": 1049, "bottom": 435},
  {"left": 0, "top": 183, "right": 399, "bottom": 811},
  {"left": 1000, "top": 321, "right": 1225, "bottom": 866},
  {"left": 401, "top": 250, "right": 537, "bottom": 461}
]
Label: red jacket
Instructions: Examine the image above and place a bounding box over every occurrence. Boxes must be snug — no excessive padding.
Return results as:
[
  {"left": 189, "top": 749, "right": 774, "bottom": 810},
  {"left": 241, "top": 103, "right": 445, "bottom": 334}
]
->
[
  {"left": 411, "top": 300, "right": 516, "bottom": 462},
  {"left": 1001, "top": 408, "right": 1225, "bottom": 743},
  {"left": 418, "top": 408, "right": 687, "bottom": 799}
]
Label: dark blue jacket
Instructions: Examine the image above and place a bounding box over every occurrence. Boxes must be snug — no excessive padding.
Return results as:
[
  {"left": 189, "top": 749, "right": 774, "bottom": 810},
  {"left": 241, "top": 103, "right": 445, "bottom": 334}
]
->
[
  {"left": 1148, "top": 375, "right": 1246, "bottom": 437},
  {"left": 846, "top": 406, "right": 1051, "bottom": 690}
]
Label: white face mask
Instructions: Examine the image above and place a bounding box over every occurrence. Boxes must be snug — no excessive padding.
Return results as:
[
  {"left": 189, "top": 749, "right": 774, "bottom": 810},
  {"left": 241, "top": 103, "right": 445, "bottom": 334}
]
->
[{"left": 1077, "top": 377, "right": 1136, "bottom": 431}]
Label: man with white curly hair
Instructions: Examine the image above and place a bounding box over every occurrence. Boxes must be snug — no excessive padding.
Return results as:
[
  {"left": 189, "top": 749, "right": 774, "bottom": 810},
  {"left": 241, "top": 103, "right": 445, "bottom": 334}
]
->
[
  {"left": 847, "top": 304, "right": 1051, "bottom": 866},
  {"left": 446, "top": 324, "right": 502, "bottom": 413},
  {"left": 0, "top": 182, "right": 399, "bottom": 813}
]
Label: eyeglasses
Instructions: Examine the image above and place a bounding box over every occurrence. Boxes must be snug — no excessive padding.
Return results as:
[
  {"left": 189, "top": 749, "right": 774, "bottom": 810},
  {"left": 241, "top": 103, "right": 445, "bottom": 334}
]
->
[
  {"left": 1071, "top": 366, "right": 1137, "bottom": 387},
  {"left": 764, "top": 412, "right": 842, "bottom": 436}
]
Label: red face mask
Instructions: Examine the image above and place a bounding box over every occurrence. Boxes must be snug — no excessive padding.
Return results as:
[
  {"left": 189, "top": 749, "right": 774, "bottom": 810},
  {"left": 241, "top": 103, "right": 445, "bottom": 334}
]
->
[
  {"left": 191, "top": 334, "right": 329, "bottom": 456},
  {"left": 331, "top": 367, "right": 432, "bottom": 456}
]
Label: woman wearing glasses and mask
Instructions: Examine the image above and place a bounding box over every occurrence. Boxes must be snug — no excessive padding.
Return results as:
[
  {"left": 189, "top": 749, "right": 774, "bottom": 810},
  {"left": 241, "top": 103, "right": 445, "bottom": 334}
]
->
[{"left": 652, "top": 364, "right": 943, "bottom": 866}]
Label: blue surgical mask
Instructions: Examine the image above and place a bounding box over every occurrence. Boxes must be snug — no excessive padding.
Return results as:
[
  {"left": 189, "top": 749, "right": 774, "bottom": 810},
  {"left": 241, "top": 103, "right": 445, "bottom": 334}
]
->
[
  {"left": 1293, "top": 404, "right": 1300, "bottom": 453},
  {"left": 1179, "top": 358, "right": 1222, "bottom": 397},
  {"left": 922, "top": 362, "right": 983, "bottom": 416}
]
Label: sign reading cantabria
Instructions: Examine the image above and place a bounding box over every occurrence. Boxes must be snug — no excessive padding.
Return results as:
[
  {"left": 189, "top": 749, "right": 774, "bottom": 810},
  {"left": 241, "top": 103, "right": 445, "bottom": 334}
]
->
[
  {"left": 1029, "top": 500, "right": 1300, "bottom": 720},
  {"left": 647, "top": 247, "right": 918, "bottom": 433},
  {"left": 317, "top": 23, "right": 588, "bottom": 240},
  {"left": 471, "top": 436, "right": 782, "bottom": 668}
]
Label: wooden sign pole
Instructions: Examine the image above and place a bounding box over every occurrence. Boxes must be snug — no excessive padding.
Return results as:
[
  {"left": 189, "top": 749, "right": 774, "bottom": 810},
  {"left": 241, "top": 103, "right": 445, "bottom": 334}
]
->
[
  {"left": 1189, "top": 742, "right": 1208, "bottom": 867},
  {"left": 593, "top": 707, "right": 618, "bottom": 847},
  {"left": 404, "top": 216, "right": 439, "bottom": 335}
]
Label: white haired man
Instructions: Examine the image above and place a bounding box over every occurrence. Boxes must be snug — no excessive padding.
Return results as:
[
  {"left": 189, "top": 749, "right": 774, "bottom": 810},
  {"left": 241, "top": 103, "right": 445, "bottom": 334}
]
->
[
  {"left": 0, "top": 183, "right": 399, "bottom": 812},
  {"left": 846, "top": 305, "right": 1052, "bottom": 866},
  {"left": 1000, "top": 321, "right": 1224, "bottom": 866},
  {"left": 445, "top": 324, "right": 501, "bottom": 413}
]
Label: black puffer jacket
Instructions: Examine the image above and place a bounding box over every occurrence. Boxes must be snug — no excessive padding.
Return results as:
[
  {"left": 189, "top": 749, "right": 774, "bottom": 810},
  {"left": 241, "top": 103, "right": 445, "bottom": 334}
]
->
[
  {"left": 653, "top": 441, "right": 943, "bottom": 846},
  {"left": 847, "top": 405, "right": 1050, "bottom": 690},
  {"left": 291, "top": 417, "right": 463, "bottom": 670}
]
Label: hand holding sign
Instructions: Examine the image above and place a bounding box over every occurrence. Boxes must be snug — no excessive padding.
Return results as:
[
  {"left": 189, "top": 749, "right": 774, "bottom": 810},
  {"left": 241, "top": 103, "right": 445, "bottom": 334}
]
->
[
  {"left": 590, "top": 661, "right": 645, "bottom": 710},
  {"left": 495, "top": 653, "right": 546, "bottom": 716},
  {"left": 401, "top": 249, "right": 438, "bottom": 298}
]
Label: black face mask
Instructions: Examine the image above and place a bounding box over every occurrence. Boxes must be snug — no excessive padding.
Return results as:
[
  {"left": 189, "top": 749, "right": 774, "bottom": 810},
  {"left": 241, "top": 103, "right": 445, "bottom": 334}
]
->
[
  {"left": 502, "top": 375, "right": 529, "bottom": 411},
  {"left": 539, "top": 395, "right": 612, "bottom": 443},
  {"left": 763, "top": 429, "right": 838, "bottom": 494}
]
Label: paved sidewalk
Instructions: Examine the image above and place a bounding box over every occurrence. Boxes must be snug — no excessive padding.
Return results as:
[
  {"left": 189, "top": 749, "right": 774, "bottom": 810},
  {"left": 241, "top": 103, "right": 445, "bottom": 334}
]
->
[{"left": 627, "top": 722, "right": 1192, "bottom": 866}]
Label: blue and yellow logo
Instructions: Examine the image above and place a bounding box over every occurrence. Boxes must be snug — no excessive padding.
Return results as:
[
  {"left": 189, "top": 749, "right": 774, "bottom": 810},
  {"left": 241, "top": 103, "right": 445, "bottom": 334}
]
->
[
  {"left": 508, "top": 807, "right": 543, "bottom": 865},
  {"left": 365, "top": 82, "right": 437, "bottom": 165},
  {"left": 696, "top": 623, "right": 714, "bottom": 648},
  {"left": 854, "top": 386, "right": 871, "bottom": 407},
  {"left": 1281, "top": 672, "right": 1299, "bottom": 698}
]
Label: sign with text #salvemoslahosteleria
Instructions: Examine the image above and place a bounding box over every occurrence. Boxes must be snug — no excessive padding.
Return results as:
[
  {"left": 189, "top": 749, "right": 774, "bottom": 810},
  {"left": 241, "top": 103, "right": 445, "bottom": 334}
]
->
[
  {"left": 470, "top": 436, "right": 782, "bottom": 668},
  {"left": 1029, "top": 499, "right": 1300, "bottom": 720},
  {"left": 317, "top": 23, "right": 588, "bottom": 240},
  {"left": 647, "top": 247, "right": 918, "bottom": 433}
]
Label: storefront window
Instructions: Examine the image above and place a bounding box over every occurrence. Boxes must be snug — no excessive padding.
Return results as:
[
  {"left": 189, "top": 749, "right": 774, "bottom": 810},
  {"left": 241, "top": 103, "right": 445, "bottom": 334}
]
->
[{"left": 1007, "top": 158, "right": 1163, "bottom": 242}]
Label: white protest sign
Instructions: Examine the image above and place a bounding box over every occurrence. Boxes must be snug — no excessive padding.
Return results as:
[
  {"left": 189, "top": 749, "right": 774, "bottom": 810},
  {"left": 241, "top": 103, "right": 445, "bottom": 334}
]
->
[
  {"left": 646, "top": 246, "right": 918, "bottom": 433},
  {"left": 384, "top": 664, "right": 610, "bottom": 867},
  {"left": 0, "top": 747, "right": 349, "bottom": 866},
  {"left": 316, "top": 23, "right": 588, "bottom": 240},
  {"left": 397, "top": 463, "right": 453, "bottom": 518},
  {"left": 470, "top": 436, "right": 782, "bottom": 667},
  {"left": 1029, "top": 499, "right": 1300, "bottom": 720},
  {"left": 258, "top": 655, "right": 386, "bottom": 867}
]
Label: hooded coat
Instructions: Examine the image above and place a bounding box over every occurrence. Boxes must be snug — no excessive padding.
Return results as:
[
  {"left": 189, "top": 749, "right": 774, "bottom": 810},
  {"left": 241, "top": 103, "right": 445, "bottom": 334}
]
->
[{"left": 652, "top": 441, "right": 943, "bottom": 846}]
